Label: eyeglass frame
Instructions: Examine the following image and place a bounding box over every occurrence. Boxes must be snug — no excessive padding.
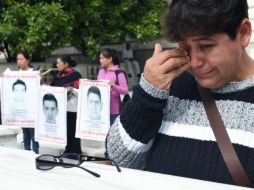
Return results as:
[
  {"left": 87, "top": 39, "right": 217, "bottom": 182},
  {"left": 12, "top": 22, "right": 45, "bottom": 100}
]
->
[{"left": 35, "top": 153, "right": 121, "bottom": 178}]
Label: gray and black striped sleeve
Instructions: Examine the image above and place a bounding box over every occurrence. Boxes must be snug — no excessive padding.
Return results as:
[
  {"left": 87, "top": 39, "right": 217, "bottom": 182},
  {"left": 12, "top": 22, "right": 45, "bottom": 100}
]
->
[{"left": 106, "top": 74, "right": 168, "bottom": 169}]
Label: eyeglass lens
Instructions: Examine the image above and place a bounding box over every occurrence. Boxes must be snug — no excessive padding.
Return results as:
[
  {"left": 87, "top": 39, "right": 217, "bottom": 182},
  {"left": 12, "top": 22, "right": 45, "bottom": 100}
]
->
[
  {"left": 36, "top": 155, "right": 55, "bottom": 170},
  {"left": 61, "top": 154, "right": 80, "bottom": 165}
]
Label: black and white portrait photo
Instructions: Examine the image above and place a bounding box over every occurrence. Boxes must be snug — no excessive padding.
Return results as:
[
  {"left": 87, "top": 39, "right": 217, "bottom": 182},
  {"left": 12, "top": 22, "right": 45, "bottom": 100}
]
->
[
  {"left": 76, "top": 79, "right": 110, "bottom": 141},
  {"left": 36, "top": 85, "right": 67, "bottom": 145},
  {"left": 1, "top": 71, "right": 40, "bottom": 127}
]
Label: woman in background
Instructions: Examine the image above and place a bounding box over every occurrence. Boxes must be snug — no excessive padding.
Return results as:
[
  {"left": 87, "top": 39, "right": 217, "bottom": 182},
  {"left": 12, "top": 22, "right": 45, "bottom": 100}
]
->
[
  {"left": 97, "top": 48, "right": 129, "bottom": 125},
  {"left": 51, "top": 54, "right": 82, "bottom": 154},
  {"left": 16, "top": 51, "right": 39, "bottom": 154}
]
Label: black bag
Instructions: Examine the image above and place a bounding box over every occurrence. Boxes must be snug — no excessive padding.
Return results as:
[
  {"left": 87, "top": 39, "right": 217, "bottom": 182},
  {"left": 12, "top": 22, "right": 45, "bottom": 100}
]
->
[
  {"left": 114, "top": 69, "right": 131, "bottom": 110},
  {"left": 121, "top": 92, "right": 131, "bottom": 109}
]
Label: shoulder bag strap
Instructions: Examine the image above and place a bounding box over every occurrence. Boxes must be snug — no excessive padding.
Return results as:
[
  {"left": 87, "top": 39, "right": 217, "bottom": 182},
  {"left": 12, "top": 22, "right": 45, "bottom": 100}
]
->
[
  {"left": 114, "top": 69, "right": 128, "bottom": 85},
  {"left": 198, "top": 85, "right": 253, "bottom": 187}
]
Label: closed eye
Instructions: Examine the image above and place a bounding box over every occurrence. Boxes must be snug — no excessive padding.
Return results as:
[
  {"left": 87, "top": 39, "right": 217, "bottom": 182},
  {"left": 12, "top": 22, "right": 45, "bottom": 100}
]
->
[{"left": 199, "top": 44, "right": 214, "bottom": 50}]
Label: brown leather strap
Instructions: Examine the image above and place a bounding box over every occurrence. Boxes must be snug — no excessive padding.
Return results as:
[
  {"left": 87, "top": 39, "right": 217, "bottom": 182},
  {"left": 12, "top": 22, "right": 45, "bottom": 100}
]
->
[{"left": 198, "top": 85, "right": 253, "bottom": 187}]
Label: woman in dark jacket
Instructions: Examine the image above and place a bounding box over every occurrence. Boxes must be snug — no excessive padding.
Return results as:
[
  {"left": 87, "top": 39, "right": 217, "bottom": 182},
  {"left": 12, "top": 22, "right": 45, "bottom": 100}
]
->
[{"left": 51, "top": 54, "right": 82, "bottom": 154}]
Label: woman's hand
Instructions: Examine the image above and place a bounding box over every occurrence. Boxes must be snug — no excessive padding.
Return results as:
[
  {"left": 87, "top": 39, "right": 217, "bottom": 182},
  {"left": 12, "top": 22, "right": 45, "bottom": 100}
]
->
[
  {"left": 67, "top": 87, "right": 73, "bottom": 94},
  {"left": 143, "top": 43, "right": 190, "bottom": 90},
  {"left": 108, "top": 80, "right": 115, "bottom": 87}
]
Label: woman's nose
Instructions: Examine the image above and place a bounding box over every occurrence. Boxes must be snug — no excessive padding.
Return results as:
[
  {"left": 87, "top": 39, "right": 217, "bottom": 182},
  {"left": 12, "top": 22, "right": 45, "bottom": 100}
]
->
[{"left": 189, "top": 51, "right": 205, "bottom": 68}]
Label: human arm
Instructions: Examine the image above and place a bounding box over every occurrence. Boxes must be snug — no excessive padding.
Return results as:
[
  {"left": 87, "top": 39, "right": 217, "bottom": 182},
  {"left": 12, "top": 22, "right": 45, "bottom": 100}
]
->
[
  {"left": 106, "top": 44, "right": 190, "bottom": 169},
  {"left": 111, "top": 72, "right": 128, "bottom": 95},
  {"left": 144, "top": 43, "right": 190, "bottom": 90},
  {"left": 66, "top": 71, "right": 80, "bottom": 91},
  {"left": 106, "top": 75, "right": 168, "bottom": 169},
  {"left": 66, "top": 73, "right": 80, "bottom": 112}
]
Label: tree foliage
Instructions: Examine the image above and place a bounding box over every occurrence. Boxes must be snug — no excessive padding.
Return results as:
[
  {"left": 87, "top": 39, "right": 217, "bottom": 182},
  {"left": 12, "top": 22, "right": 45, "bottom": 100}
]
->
[{"left": 0, "top": 0, "right": 167, "bottom": 61}]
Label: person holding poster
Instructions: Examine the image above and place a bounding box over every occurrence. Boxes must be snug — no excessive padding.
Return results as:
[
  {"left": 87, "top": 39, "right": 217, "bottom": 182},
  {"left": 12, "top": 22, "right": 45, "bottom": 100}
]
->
[
  {"left": 16, "top": 51, "right": 39, "bottom": 154},
  {"left": 51, "top": 54, "right": 82, "bottom": 154},
  {"left": 97, "top": 48, "right": 129, "bottom": 125}
]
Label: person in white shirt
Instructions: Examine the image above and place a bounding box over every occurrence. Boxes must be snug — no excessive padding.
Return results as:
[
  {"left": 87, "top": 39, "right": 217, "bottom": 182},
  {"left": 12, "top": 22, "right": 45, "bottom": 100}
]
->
[
  {"left": 16, "top": 51, "right": 39, "bottom": 154},
  {"left": 122, "top": 43, "right": 141, "bottom": 85}
]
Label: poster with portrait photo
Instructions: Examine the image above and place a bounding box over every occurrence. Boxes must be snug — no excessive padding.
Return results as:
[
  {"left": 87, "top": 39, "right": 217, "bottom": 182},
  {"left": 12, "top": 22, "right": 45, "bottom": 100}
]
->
[
  {"left": 36, "top": 85, "right": 67, "bottom": 145},
  {"left": 0, "top": 77, "right": 2, "bottom": 97},
  {"left": 76, "top": 79, "right": 110, "bottom": 141},
  {"left": 0, "top": 77, "right": 2, "bottom": 124},
  {"left": 1, "top": 70, "right": 40, "bottom": 127}
]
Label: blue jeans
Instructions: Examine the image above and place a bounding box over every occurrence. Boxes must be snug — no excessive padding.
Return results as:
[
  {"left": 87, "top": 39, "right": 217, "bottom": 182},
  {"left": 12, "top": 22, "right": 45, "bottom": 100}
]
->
[
  {"left": 22, "top": 128, "right": 39, "bottom": 154},
  {"left": 110, "top": 114, "right": 119, "bottom": 126}
]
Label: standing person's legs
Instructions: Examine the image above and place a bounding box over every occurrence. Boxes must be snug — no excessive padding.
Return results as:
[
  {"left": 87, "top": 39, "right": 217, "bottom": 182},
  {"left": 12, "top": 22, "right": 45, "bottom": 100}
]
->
[
  {"left": 64, "top": 112, "right": 82, "bottom": 154},
  {"left": 28, "top": 128, "right": 39, "bottom": 154},
  {"left": 125, "top": 60, "right": 135, "bottom": 88},
  {"left": 124, "top": 60, "right": 132, "bottom": 77},
  {"left": 22, "top": 128, "right": 31, "bottom": 150},
  {"left": 133, "top": 60, "right": 141, "bottom": 76},
  {"left": 131, "top": 60, "right": 141, "bottom": 84}
]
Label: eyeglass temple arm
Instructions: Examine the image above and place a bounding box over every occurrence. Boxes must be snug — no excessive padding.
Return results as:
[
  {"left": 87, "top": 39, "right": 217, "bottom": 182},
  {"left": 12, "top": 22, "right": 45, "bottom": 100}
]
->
[
  {"left": 110, "top": 160, "right": 121, "bottom": 172},
  {"left": 75, "top": 165, "right": 100, "bottom": 177},
  {"left": 38, "top": 160, "right": 100, "bottom": 177},
  {"left": 81, "top": 156, "right": 121, "bottom": 172}
]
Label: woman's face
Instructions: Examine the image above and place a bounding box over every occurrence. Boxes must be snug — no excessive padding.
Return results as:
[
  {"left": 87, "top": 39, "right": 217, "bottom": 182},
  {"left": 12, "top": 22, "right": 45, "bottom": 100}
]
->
[
  {"left": 178, "top": 33, "right": 249, "bottom": 89},
  {"left": 17, "top": 53, "right": 30, "bottom": 70},
  {"left": 99, "top": 53, "right": 112, "bottom": 68},
  {"left": 56, "top": 58, "right": 68, "bottom": 71}
]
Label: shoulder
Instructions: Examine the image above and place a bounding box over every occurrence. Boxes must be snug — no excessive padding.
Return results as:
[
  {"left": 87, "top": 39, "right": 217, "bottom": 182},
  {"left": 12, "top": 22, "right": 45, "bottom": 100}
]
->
[
  {"left": 98, "top": 68, "right": 106, "bottom": 74},
  {"left": 170, "top": 72, "right": 199, "bottom": 100},
  {"left": 68, "top": 68, "right": 81, "bottom": 77},
  {"left": 61, "top": 69, "right": 82, "bottom": 81},
  {"left": 97, "top": 68, "right": 107, "bottom": 78},
  {"left": 114, "top": 67, "right": 126, "bottom": 76}
]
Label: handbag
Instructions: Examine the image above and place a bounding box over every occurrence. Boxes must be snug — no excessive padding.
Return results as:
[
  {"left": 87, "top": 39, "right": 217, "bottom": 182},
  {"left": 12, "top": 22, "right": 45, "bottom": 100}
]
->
[{"left": 198, "top": 85, "right": 253, "bottom": 187}]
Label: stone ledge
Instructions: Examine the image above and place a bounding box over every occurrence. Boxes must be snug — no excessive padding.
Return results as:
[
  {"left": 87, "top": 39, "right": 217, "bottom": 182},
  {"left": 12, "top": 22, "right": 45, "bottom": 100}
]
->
[
  {"left": 0, "top": 126, "right": 21, "bottom": 136},
  {"left": 0, "top": 126, "right": 22, "bottom": 148}
]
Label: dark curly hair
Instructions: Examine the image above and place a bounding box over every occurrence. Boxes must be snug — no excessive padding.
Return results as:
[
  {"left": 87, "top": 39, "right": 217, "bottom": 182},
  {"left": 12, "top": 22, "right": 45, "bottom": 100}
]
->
[
  {"left": 163, "top": 0, "right": 249, "bottom": 42},
  {"left": 56, "top": 54, "right": 77, "bottom": 67}
]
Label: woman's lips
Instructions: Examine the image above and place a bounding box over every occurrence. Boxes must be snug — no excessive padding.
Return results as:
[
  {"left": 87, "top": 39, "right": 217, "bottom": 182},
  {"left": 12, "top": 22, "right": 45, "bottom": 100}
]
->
[{"left": 194, "top": 69, "right": 214, "bottom": 79}]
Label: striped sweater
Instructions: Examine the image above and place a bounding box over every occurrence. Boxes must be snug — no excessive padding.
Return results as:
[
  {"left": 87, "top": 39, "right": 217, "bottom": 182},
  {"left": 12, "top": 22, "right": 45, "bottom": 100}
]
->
[{"left": 106, "top": 72, "right": 254, "bottom": 185}]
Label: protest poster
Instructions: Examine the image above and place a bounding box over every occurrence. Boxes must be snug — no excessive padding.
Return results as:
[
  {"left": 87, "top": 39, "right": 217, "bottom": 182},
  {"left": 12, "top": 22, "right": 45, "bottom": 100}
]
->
[
  {"left": 0, "top": 77, "right": 2, "bottom": 124},
  {"left": 36, "top": 85, "right": 67, "bottom": 145},
  {"left": 76, "top": 79, "right": 110, "bottom": 141},
  {"left": 1, "top": 70, "right": 40, "bottom": 127}
]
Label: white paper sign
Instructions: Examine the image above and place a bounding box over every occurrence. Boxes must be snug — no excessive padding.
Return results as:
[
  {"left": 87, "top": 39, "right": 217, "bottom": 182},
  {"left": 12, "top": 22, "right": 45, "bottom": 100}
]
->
[
  {"left": 36, "top": 85, "right": 67, "bottom": 145},
  {"left": 76, "top": 79, "right": 110, "bottom": 141},
  {"left": 1, "top": 71, "right": 40, "bottom": 127}
]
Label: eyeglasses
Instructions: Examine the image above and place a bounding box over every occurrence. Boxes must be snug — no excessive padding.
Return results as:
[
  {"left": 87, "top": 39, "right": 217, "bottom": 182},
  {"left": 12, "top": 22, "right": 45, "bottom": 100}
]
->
[{"left": 35, "top": 153, "right": 121, "bottom": 177}]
